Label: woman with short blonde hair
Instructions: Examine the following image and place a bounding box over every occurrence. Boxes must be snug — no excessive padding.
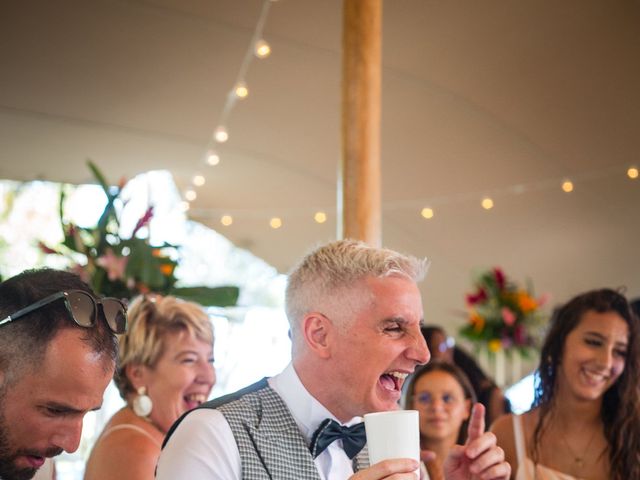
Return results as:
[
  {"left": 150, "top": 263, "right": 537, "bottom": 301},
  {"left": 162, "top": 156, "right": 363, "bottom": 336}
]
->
[{"left": 85, "top": 295, "right": 216, "bottom": 480}]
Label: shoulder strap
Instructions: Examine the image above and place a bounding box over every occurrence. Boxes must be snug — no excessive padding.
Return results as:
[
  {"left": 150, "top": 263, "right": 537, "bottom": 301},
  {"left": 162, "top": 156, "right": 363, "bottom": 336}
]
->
[
  {"left": 101, "top": 423, "right": 162, "bottom": 448},
  {"left": 512, "top": 414, "right": 527, "bottom": 465}
]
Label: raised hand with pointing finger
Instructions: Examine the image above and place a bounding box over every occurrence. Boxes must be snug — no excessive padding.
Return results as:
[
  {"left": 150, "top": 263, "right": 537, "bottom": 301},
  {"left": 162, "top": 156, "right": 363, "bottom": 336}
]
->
[
  {"left": 440, "top": 403, "right": 510, "bottom": 480},
  {"left": 348, "top": 403, "right": 509, "bottom": 480}
]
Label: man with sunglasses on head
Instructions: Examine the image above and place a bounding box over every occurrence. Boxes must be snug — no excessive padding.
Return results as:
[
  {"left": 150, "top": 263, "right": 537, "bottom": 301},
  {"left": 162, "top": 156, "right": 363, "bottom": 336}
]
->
[
  {"left": 158, "top": 240, "right": 510, "bottom": 480},
  {"left": 0, "top": 268, "right": 125, "bottom": 480}
]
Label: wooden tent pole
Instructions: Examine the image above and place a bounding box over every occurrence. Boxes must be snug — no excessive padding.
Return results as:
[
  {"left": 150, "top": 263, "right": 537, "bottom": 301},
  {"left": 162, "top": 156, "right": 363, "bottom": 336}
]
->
[{"left": 338, "top": 0, "right": 382, "bottom": 246}]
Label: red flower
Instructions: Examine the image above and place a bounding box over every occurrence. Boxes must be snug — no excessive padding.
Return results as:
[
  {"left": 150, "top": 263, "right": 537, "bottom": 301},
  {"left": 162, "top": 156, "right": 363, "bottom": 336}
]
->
[
  {"left": 466, "top": 288, "right": 487, "bottom": 305},
  {"left": 131, "top": 207, "right": 154, "bottom": 237},
  {"left": 493, "top": 267, "right": 506, "bottom": 290},
  {"left": 514, "top": 324, "right": 527, "bottom": 345},
  {"left": 37, "top": 241, "right": 58, "bottom": 255}
]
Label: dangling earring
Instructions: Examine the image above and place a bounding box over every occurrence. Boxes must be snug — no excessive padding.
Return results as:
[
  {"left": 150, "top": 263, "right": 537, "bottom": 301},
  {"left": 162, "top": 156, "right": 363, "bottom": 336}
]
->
[{"left": 132, "top": 386, "right": 153, "bottom": 417}]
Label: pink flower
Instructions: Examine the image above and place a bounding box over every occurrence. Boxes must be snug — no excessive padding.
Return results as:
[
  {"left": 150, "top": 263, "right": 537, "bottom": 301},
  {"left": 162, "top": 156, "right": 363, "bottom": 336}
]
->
[
  {"left": 501, "top": 307, "right": 516, "bottom": 326},
  {"left": 70, "top": 264, "right": 90, "bottom": 284},
  {"left": 537, "top": 292, "right": 551, "bottom": 307},
  {"left": 96, "top": 248, "right": 128, "bottom": 281}
]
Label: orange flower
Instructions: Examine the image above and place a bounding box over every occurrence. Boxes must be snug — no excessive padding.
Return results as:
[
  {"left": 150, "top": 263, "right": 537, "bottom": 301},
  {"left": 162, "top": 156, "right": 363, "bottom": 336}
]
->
[
  {"left": 470, "top": 310, "right": 485, "bottom": 333},
  {"left": 160, "top": 263, "right": 174, "bottom": 276},
  {"left": 517, "top": 291, "right": 537, "bottom": 312}
]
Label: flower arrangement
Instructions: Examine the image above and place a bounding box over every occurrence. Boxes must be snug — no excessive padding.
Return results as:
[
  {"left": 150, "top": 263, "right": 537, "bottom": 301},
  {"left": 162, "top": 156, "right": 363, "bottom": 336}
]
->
[
  {"left": 459, "top": 267, "right": 548, "bottom": 356},
  {"left": 39, "top": 161, "right": 239, "bottom": 306}
]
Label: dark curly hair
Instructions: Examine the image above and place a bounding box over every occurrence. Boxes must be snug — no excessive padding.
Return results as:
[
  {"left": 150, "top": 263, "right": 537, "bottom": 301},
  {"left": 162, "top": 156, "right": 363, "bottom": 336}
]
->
[{"left": 532, "top": 288, "right": 640, "bottom": 480}]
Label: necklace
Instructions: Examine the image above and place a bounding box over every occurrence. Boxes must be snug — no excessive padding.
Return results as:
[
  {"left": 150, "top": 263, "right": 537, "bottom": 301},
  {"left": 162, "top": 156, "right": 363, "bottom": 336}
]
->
[{"left": 559, "top": 427, "right": 598, "bottom": 469}]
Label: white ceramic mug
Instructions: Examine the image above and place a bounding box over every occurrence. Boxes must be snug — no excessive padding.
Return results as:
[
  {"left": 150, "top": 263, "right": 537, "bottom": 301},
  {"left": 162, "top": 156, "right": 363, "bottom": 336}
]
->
[{"left": 363, "top": 410, "right": 420, "bottom": 468}]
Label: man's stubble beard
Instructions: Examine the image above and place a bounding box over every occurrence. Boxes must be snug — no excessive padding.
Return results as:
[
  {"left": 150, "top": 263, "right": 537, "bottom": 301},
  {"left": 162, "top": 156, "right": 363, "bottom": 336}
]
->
[{"left": 0, "top": 393, "right": 38, "bottom": 480}]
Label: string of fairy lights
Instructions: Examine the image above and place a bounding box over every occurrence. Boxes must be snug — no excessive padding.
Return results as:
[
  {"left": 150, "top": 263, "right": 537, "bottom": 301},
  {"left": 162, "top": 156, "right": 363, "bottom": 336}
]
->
[
  {"left": 179, "top": 0, "right": 278, "bottom": 212},
  {"left": 175, "top": 0, "right": 638, "bottom": 231},
  {"left": 184, "top": 164, "right": 638, "bottom": 229}
]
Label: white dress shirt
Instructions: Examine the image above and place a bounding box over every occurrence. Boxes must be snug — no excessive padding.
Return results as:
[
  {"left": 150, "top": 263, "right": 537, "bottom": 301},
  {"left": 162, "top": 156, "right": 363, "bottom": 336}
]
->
[{"left": 156, "top": 363, "right": 362, "bottom": 480}]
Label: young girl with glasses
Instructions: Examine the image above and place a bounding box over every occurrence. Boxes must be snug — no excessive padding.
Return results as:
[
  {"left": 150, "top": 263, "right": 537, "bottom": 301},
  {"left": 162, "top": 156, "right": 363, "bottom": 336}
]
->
[{"left": 404, "top": 361, "right": 477, "bottom": 480}]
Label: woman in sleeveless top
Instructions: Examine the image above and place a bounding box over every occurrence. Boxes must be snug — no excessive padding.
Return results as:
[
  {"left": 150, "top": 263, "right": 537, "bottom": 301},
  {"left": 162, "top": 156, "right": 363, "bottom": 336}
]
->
[
  {"left": 84, "top": 295, "right": 216, "bottom": 479},
  {"left": 491, "top": 289, "right": 640, "bottom": 480},
  {"left": 404, "top": 361, "right": 476, "bottom": 480}
]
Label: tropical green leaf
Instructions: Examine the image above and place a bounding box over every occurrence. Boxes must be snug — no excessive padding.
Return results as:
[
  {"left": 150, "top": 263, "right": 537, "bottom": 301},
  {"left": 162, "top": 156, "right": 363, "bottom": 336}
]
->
[
  {"left": 87, "top": 160, "right": 111, "bottom": 195},
  {"left": 38, "top": 161, "right": 241, "bottom": 304},
  {"left": 87, "top": 160, "right": 121, "bottom": 248},
  {"left": 124, "top": 239, "right": 166, "bottom": 289},
  {"left": 169, "top": 286, "right": 240, "bottom": 307}
]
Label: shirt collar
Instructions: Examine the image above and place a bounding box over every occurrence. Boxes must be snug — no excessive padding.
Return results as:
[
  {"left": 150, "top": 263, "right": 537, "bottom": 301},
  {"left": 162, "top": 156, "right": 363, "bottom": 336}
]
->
[{"left": 269, "top": 363, "right": 362, "bottom": 444}]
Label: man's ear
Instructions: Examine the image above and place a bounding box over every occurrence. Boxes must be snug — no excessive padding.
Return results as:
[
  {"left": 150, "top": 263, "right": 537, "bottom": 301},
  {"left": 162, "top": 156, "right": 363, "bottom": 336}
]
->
[{"left": 301, "top": 312, "right": 334, "bottom": 359}]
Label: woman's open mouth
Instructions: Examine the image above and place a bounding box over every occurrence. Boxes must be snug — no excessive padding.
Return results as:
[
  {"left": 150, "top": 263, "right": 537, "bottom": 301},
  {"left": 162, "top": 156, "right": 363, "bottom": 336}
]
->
[{"left": 184, "top": 393, "right": 207, "bottom": 409}]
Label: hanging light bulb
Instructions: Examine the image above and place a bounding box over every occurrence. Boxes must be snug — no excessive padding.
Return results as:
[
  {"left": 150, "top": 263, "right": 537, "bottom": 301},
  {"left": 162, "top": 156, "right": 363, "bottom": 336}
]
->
[
  {"left": 270, "top": 217, "right": 282, "bottom": 229},
  {"left": 185, "top": 189, "right": 197, "bottom": 202},
  {"left": 254, "top": 39, "right": 271, "bottom": 58},
  {"left": 179, "top": 201, "right": 190, "bottom": 212},
  {"left": 561, "top": 180, "right": 574, "bottom": 193},
  {"left": 214, "top": 126, "right": 229, "bottom": 143},
  {"left": 192, "top": 174, "right": 205, "bottom": 187},
  {"left": 234, "top": 81, "right": 249, "bottom": 99},
  {"left": 420, "top": 207, "right": 434, "bottom": 219},
  {"left": 221, "top": 215, "right": 233, "bottom": 226},
  {"left": 628, "top": 166, "right": 639, "bottom": 179},
  {"left": 481, "top": 197, "right": 494, "bottom": 210},
  {"left": 314, "top": 211, "right": 327, "bottom": 224},
  {"left": 206, "top": 151, "right": 220, "bottom": 166}
]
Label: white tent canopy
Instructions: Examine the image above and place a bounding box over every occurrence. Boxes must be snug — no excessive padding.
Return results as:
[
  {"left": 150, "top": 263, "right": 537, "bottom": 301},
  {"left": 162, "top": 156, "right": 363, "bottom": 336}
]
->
[{"left": 1, "top": 0, "right": 639, "bottom": 325}]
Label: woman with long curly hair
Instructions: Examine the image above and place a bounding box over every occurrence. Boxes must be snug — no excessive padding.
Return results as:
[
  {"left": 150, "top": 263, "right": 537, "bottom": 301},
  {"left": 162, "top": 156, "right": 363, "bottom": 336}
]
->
[{"left": 492, "top": 288, "right": 640, "bottom": 479}]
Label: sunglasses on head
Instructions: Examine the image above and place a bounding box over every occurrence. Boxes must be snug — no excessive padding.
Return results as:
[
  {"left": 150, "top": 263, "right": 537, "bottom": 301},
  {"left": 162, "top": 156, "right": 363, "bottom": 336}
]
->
[{"left": 0, "top": 289, "right": 127, "bottom": 334}]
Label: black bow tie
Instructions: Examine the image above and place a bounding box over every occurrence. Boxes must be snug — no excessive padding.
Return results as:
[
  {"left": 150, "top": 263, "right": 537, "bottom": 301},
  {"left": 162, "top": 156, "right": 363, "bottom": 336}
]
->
[{"left": 309, "top": 418, "right": 366, "bottom": 459}]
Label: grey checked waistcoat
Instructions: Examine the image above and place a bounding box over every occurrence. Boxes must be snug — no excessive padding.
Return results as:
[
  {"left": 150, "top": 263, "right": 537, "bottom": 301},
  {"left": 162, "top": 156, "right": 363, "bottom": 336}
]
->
[{"left": 165, "top": 378, "right": 369, "bottom": 479}]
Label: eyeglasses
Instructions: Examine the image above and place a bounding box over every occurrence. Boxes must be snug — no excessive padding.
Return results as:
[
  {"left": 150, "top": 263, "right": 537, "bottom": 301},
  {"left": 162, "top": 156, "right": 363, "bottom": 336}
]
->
[
  {"left": 0, "top": 289, "right": 127, "bottom": 334},
  {"left": 435, "top": 336, "right": 455, "bottom": 353},
  {"left": 415, "top": 392, "right": 462, "bottom": 407}
]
